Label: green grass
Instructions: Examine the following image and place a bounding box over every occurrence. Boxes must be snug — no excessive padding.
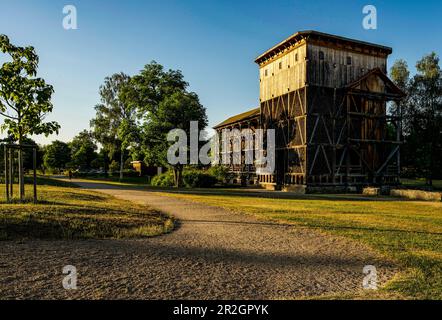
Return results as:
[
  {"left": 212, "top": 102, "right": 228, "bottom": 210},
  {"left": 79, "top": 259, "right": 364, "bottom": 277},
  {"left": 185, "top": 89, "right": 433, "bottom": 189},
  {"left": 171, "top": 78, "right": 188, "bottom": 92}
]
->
[
  {"left": 155, "top": 190, "right": 442, "bottom": 299},
  {"left": 401, "top": 178, "right": 442, "bottom": 191},
  {"left": 72, "top": 175, "right": 150, "bottom": 186},
  {"left": 0, "top": 178, "right": 174, "bottom": 240}
]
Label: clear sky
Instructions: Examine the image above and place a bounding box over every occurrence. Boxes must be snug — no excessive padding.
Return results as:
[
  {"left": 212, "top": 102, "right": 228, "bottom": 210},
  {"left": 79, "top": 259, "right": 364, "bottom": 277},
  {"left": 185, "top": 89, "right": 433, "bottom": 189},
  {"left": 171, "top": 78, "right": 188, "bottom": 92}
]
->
[{"left": 1, "top": 0, "right": 441, "bottom": 145}]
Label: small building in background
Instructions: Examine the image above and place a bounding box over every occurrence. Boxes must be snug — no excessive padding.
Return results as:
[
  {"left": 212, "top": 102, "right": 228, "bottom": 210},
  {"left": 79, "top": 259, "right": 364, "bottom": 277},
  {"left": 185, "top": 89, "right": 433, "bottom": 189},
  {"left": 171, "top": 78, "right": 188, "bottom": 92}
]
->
[{"left": 130, "top": 161, "right": 163, "bottom": 177}]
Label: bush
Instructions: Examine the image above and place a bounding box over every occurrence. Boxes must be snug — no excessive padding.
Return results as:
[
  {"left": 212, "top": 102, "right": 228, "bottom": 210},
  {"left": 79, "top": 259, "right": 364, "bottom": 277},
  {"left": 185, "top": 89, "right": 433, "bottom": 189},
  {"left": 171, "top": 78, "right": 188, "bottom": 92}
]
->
[
  {"left": 151, "top": 168, "right": 220, "bottom": 188},
  {"left": 151, "top": 171, "right": 175, "bottom": 187},
  {"left": 109, "top": 160, "right": 120, "bottom": 173},
  {"left": 183, "top": 169, "right": 217, "bottom": 188},
  {"left": 207, "top": 165, "right": 229, "bottom": 184},
  {"left": 122, "top": 169, "right": 142, "bottom": 178}
]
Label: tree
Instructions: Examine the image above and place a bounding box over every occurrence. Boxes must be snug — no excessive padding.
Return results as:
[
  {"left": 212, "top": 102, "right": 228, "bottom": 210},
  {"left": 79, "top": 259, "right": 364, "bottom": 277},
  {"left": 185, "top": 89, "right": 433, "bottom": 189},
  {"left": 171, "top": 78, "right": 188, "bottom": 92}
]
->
[
  {"left": 390, "top": 59, "right": 410, "bottom": 115},
  {"left": 391, "top": 54, "right": 442, "bottom": 185},
  {"left": 109, "top": 160, "right": 120, "bottom": 173},
  {"left": 130, "top": 61, "right": 188, "bottom": 117},
  {"left": 408, "top": 53, "right": 442, "bottom": 185},
  {"left": 127, "top": 61, "right": 200, "bottom": 186},
  {"left": 69, "top": 130, "right": 97, "bottom": 170},
  {"left": 0, "top": 34, "right": 60, "bottom": 200},
  {"left": 129, "top": 62, "right": 207, "bottom": 187},
  {"left": 90, "top": 73, "right": 138, "bottom": 180},
  {"left": 154, "top": 91, "right": 208, "bottom": 186},
  {"left": 122, "top": 62, "right": 191, "bottom": 186},
  {"left": 390, "top": 59, "right": 410, "bottom": 91},
  {"left": 43, "top": 140, "right": 71, "bottom": 172}
]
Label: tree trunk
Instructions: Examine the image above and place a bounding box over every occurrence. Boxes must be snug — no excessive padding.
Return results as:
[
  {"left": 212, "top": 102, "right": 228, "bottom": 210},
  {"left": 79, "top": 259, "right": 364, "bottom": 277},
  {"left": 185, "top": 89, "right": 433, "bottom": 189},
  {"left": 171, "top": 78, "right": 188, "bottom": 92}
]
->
[
  {"left": 173, "top": 165, "right": 183, "bottom": 188},
  {"left": 428, "top": 141, "right": 433, "bottom": 187},
  {"left": 103, "top": 150, "right": 109, "bottom": 178},
  {"left": 173, "top": 168, "right": 178, "bottom": 187},
  {"left": 119, "top": 149, "right": 124, "bottom": 182},
  {"left": 427, "top": 117, "right": 434, "bottom": 187}
]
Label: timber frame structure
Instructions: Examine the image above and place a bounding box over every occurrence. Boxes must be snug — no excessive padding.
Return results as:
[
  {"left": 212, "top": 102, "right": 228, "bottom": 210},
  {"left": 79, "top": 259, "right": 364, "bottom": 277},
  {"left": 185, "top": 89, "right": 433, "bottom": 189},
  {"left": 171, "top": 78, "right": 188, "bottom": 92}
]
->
[
  {"left": 2, "top": 143, "right": 38, "bottom": 203},
  {"left": 214, "top": 31, "right": 405, "bottom": 192}
]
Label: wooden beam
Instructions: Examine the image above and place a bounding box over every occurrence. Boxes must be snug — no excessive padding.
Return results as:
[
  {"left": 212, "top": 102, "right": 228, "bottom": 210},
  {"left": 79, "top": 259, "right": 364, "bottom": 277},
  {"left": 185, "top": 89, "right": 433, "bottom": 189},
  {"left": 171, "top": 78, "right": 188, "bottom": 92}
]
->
[
  {"left": 349, "top": 138, "right": 403, "bottom": 144},
  {"left": 376, "top": 145, "right": 400, "bottom": 175},
  {"left": 33, "top": 147, "right": 37, "bottom": 204},
  {"left": 4, "top": 145, "right": 9, "bottom": 203}
]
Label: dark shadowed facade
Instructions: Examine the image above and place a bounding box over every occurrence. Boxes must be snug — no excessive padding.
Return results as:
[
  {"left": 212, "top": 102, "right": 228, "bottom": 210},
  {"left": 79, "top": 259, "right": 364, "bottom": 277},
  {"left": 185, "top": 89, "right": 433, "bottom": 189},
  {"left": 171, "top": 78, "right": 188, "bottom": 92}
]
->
[{"left": 214, "top": 31, "right": 405, "bottom": 192}]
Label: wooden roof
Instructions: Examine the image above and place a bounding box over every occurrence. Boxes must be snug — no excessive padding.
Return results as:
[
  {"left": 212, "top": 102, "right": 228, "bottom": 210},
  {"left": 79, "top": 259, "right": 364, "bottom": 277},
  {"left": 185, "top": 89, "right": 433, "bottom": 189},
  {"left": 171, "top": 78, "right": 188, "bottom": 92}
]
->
[
  {"left": 213, "top": 107, "right": 260, "bottom": 129},
  {"left": 255, "top": 30, "right": 393, "bottom": 65},
  {"left": 345, "top": 67, "right": 406, "bottom": 99}
]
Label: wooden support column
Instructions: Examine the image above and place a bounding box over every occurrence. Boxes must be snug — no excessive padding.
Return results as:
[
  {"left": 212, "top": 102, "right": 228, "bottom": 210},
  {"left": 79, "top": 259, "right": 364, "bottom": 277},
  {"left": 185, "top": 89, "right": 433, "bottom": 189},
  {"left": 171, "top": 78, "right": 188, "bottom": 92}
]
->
[
  {"left": 4, "top": 145, "right": 9, "bottom": 202},
  {"left": 18, "top": 146, "right": 24, "bottom": 201},
  {"left": 33, "top": 147, "right": 37, "bottom": 204},
  {"left": 346, "top": 95, "right": 351, "bottom": 186},
  {"left": 9, "top": 148, "right": 13, "bottom": 197},
  {"left": 397, "top": 102, "right": 402, "bottom": 178},
  {"left": 332, "top": 88, "right": 337, "bottom": 184}
]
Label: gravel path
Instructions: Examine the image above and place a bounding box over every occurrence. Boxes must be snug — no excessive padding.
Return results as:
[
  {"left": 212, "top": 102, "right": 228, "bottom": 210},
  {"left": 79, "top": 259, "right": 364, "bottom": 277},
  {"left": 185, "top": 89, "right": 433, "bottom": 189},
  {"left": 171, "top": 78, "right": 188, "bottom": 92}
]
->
[{"left": 0, "top": 181, "right": 396, "bottom": 299}]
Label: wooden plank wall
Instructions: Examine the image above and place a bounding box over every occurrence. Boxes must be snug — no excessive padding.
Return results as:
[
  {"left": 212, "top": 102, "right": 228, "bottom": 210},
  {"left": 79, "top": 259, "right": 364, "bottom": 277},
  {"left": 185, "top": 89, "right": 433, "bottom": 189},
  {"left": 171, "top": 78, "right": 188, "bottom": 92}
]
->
[
  {"left": 307, "top": 44, "right": 387, "bottom": 88},
  {"left": 259, "top": 44, "right": 307, "bottom": 102}
]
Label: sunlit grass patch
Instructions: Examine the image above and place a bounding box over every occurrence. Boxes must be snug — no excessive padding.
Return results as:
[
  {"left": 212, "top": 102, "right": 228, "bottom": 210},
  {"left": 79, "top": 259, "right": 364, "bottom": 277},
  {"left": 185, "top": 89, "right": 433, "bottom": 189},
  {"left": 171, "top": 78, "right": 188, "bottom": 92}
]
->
[{"left": 0, "top": 178, "right": 174, "bottom": 240}]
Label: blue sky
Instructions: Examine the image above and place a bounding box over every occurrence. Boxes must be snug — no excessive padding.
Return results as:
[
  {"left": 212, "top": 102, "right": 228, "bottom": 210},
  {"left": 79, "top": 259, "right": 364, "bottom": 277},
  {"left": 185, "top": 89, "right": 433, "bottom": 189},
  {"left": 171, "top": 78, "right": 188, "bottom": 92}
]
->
[{"left": 1, "top": 0, "right": 441, "bottom": 145}]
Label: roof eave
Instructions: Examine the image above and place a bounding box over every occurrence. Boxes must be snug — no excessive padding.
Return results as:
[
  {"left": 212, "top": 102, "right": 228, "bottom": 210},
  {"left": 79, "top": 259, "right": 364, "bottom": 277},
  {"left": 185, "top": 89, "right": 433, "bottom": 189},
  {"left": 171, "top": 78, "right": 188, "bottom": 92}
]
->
[{"left": 255, "top": 30, "right": 393, "bottom": 65}]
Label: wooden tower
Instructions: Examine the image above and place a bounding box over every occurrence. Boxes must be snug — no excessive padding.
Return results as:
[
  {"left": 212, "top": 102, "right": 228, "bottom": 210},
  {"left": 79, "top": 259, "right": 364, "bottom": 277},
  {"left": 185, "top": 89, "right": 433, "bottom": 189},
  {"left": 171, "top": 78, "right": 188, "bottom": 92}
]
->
[{"left": 254, "top": 31, "right": 405, "bottom": 191}]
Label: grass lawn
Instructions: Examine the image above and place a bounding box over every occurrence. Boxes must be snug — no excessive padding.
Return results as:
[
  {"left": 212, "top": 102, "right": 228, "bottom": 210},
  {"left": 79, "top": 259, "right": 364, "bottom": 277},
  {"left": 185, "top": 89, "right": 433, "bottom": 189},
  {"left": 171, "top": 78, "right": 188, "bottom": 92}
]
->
[
  {"left": 0, "top": 178, "right": 174, "bottom": 240},
  {"left": 154, "top": 190, "right": 442, "bottom": 299},
  {"left": 73, "top": 175, "right": 151, "bottom": 186},
  {"left": 401, "top": 178, "right": 442, "bottom": 191}
]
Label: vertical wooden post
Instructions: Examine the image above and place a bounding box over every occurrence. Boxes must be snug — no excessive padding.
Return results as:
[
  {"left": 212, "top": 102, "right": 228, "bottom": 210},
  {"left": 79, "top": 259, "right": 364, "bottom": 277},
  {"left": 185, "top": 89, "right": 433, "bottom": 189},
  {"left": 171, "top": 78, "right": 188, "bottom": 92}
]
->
[
  {"left": 332, "top": 88, "right": 337, "bottom": 185},
  {"left": 4, "top": 145, "right": 9, "bottom": 203},
  {"left": 9, "top": 148, "right": 13, "bottom": 197},
  {"left": 18, "top": 145, "right": 25, "bottom": 202},
  {"left": 346, "top": 95, "right": 351, "bottom": 188},
  {"left": 119, "top": 149, "right": 124, "bottom": 182},
  {"left": 397, "top": 102, "right": 402, "bottom": 181},
  {"left": 33, "top": 147, "right": 37, "bottom": 204}
]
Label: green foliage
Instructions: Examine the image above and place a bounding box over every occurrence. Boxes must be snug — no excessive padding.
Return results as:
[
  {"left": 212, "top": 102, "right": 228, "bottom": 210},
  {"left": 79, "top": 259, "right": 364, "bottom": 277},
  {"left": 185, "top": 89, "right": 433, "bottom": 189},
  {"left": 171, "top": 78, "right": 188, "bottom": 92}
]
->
[
  {"left": 43, "top": 140, "right": 71, "bottom": 171},
  {"left": 129, "top": 62, "right": 189, "bottom": 168},
  {"left": 390, "top": 59, "right": 410, "bottom": 91},
  {"left": 207, "top": 165, "right": 229, "bottom": 184},
  {"left": 90, "top": 156, "right": 104, "bottom": 170},
  {"left": 69, "top": 130, "right": 98, "bottom": 170},
  {"left": 90, "top": 73, "right": 140, "bottom": 180},
  {"left": 109, "top": 160, "right": 120, "bottom": 173},
  {"left": 125, "top": 61, "right": 208, "bottom": 187},
  {"left": 0, "top": 136, "right": 41, "bottom": 170},
  {"left": 90, "top": 73, "right": 139, "bottom": 160},
  {"left": 391, "top": 53, "right": 442, "bottom": 183},
  {"left": 151, "top": 169, "right": 218, "bottom": 188},
  {"left": 0, "top": 34, "right": 60, "bottom": 199},
  {"left": 390, "top": 59, "right": 410, "bottom": 115},
  {"left": 183, "top": 169, "right": 217, "bottom": 188},
  {"left": 129, "top": 61, "right": 188, "bottom": 116},
  {"left": 151, "top": 171, "right": 175, "bottom": 187},
  {"left": 0, "top": 34, "right": 60, "bottom": 142}
]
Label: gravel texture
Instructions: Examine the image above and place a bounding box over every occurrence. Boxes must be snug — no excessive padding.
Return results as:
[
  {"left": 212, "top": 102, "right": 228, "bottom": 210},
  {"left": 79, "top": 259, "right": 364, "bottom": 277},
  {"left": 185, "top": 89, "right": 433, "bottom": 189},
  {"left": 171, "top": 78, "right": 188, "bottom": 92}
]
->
[{"left": 0, "top": 181, "right": 397, "bottom": 299}]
